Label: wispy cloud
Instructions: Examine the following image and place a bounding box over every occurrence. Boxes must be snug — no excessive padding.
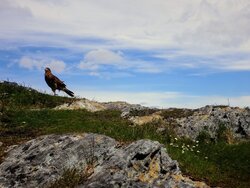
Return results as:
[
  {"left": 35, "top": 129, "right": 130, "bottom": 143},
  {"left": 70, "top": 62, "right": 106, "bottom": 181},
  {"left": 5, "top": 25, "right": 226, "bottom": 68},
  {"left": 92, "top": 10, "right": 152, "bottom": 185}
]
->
[
  {"left": 221, "top": 60, "right": 250, "bottom": 71},
  {"left": 1, "top": 0, "right": 250, "bottom": 74},
  {"left": 154, "top": 51, "right": 250, "bottom": 72},
  {"left": 79, "top": 49, "right": 124, "bottom": 71},
  {"left": 1, "top": 0, "right": 250, "bottom": 109},
  {"left": 1, "top": 0, "right": 249, "bottom": 54},
  {"left": 78, "top": 49, "right": 162, "bottom": 76},
  {"left": 18, "top": 56, "right": 66, "bottom": 73}
]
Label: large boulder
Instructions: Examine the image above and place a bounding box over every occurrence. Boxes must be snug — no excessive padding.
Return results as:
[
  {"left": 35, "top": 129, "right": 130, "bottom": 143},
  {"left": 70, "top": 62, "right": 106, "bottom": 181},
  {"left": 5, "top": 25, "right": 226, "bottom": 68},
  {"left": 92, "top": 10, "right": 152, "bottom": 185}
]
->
[{"left": 0, "top": 134, "right": 208, "bottom": 188}]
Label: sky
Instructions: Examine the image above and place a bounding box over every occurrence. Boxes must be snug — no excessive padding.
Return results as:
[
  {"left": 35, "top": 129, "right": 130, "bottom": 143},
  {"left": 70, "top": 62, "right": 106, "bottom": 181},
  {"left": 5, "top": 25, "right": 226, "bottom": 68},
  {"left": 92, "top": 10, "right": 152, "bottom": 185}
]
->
[{"left": 0, "top": 0, "right": 250, "bottom": 108}]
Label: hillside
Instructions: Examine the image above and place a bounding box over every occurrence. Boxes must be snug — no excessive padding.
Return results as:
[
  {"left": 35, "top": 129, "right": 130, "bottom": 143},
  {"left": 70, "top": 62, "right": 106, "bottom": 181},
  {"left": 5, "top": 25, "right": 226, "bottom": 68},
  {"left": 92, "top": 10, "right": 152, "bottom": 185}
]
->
[{"left": 0, "top": 81, "right": 250, "bottom": 188}]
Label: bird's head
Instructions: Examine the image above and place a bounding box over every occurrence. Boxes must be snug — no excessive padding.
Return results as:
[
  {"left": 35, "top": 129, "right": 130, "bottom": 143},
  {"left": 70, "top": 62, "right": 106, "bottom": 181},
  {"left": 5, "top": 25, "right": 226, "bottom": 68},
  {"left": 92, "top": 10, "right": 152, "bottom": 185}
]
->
[{"left": 45, "top": 67, "right": 51, "bottom": 73}]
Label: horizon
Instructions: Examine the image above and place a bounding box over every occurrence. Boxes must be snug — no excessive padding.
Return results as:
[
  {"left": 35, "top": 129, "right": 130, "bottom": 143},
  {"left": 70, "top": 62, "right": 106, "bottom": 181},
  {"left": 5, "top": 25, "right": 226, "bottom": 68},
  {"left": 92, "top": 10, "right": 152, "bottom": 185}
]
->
[{"left": 1, "top": 0, "right": 250, "bottom": 108}]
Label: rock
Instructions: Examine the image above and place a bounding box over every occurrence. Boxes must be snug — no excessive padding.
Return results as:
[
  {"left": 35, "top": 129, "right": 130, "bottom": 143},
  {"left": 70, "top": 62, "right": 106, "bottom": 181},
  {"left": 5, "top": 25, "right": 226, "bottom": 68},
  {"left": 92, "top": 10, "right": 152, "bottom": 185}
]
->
[
  {"left": 174, "top": 106, "right": 250, "bottom": 140},
  {"left": 0, "top": 134, "right": 209, "bottom": 188},
  {"left": 104, "top": 101, "right": 147, "bottom": 118},
  {"left": 4, "top": 145, "right": 18, "bottom": 153},
  {"left": 54, "top": 99, "right": 107, "bottom": 112},
  {"left": 129, "top": 113, "right": 163, "bottom": 125},
  {"left": 54, "top": 100, "right": 147, "bottom": 114}
]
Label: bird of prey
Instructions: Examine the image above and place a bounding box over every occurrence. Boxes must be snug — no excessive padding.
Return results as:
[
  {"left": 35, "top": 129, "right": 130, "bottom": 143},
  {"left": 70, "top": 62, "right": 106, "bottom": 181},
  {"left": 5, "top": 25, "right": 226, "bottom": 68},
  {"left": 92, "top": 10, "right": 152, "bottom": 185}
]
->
[{"left": 44, "top": 67, "right": 74, "bottom": 97}]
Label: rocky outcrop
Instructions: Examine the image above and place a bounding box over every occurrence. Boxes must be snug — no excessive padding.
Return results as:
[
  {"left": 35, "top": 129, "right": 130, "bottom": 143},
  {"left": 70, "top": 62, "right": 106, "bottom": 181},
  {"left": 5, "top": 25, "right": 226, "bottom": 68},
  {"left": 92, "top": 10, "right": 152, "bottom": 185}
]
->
[
  {"left": 55, "top": 99, "right": 250, "bottom": 141},
  {"left": 103, "top": 101, "right": 147, "bottom": 117},
  {"left": 54, "top": 99, "right": 107, "bottom": 112},
  {"left": 128, "top": 112, "right": 163, "bottom": 125},
  {"left": 54, "top": 100, "right": 147, "bottom": 115},
  {"left": 117, "top": 105, "right": 250, "bottom": 141},
  {"left": 0, "top": 134, "right": 209, "bottom": 188},
  {"left": 122, "top": 105, "right": 250, "bottom": 141},
  {"left": 174, "top": 106, "right": 250, "bottom": 140}
]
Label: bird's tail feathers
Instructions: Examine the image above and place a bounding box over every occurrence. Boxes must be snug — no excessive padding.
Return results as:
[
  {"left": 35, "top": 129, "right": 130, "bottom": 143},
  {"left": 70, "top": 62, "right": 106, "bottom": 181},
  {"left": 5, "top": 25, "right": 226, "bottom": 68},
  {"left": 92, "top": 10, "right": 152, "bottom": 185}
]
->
[{"left": 63, "top": 88, "right": 74, "bottom": 97}]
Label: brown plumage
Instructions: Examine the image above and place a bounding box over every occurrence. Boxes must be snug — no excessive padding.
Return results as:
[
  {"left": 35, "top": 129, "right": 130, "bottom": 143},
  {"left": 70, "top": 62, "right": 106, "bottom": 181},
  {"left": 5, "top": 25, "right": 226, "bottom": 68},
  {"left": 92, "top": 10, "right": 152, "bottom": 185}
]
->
[{"left": 44, "top": 67, "right": 74, "bottom": 97}]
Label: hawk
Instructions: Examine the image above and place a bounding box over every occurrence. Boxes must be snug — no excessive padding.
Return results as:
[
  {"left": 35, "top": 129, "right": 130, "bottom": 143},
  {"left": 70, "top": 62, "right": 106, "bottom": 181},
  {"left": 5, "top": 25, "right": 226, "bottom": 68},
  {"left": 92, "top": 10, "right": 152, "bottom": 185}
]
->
[{"left": 44, "top": 67, "right": 74, "bottom": 97}]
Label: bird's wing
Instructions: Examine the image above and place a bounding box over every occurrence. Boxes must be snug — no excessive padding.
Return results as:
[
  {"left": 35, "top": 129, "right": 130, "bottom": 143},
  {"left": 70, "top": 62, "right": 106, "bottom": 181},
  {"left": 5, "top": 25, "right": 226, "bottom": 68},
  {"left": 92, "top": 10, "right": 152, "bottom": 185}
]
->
[{"left": 53, "top": 75, "right": 66, "bottom": 88}]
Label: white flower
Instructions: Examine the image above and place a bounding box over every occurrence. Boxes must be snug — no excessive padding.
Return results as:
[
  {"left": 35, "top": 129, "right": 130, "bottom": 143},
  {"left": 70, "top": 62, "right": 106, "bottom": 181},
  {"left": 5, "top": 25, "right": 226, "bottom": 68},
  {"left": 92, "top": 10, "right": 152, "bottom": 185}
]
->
[
  {"left": 205, "top": 156, "right": 208, "bottom": 159},
  {"left": 182, "top": 150, "right": 185, "bottom": 154},
  {"left": 196, "top": 140, "right": 199, "bottom": 143},
  {"left": 197, "top": 150, "right": 200, "bottom": 153},
  {"left": 170, "top": 143, "right": 173, "bottom": 146},
  {"left": 174, "top": 137, "right": 178, "bottom": 140},
  {"left": 192, "top": 146, "right": 196, "bottom": 148}
]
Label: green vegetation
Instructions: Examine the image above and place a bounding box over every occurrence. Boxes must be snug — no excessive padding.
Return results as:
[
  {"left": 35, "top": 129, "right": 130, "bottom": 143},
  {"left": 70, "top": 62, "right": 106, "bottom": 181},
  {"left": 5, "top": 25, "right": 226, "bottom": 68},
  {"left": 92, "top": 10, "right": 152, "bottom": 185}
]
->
[
  {"left": 48, "top": 166, "right": 93, "bottom": 188},
  {"left": 129, "top": 108, "right": 159, "bottom": 117},
  {"left": 196, "top": 130, "right": 212, "bottom": 143},
  {"left": 0, "top": 81, "right": 74, "bottom": 110},
  {"left": 161, "top": 108, "right": 196, "bottom": 119},
  {"left": 167, "top": 140, "right": 250, "bottom": 188},
  {"left": 0, "top": 81, "right": 250, "bottom": 188}
]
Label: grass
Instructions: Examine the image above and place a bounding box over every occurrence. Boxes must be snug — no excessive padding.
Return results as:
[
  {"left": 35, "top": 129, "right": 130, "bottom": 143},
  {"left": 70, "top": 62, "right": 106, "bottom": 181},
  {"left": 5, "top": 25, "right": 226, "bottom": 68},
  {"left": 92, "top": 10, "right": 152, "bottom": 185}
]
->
[
  {"left": 48, "top": 166, "right": 93, "bottom": 188},
  {"left": 161, "top": 108, "right": 196, "bottom": 119},
  {"left": 1, "top": 109, "right": 162, "bottom": 143},
  {"left": 0, "top": 81, "right": 250, "bottom": 187},
  {"left": 129, "top": 108, "right": 159, "bottom": 117},
  {"left": 1, "top": 109, "right": 249, "bottom": 187},
  {"left": 0, "top": 81, "right": 74, "bottom": 110},
  {"left": 167, "top": 140, "right": 250, "bottom": 188}
]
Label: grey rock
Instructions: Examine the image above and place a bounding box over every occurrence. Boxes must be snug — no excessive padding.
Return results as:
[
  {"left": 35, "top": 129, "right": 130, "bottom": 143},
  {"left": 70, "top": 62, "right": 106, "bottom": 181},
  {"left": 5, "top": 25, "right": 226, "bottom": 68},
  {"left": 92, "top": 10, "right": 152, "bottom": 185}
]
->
[
  {"left": 174, "top": 106, "right": 250, "bottom": 140},
  {"left": 4, "top": 145, "right": 18, "bottom": 153},
  {"left": 103, "top": 101, "right": 147, "bottom": 117},
  {"left": 54, "top": 100, "right": 147, "bottom": 115},
  {"left": 54, "top": 99, "right": 107, "bottom": 112},
  {"left": 0, "top": 134, "right": 209, "bottom": 188}
]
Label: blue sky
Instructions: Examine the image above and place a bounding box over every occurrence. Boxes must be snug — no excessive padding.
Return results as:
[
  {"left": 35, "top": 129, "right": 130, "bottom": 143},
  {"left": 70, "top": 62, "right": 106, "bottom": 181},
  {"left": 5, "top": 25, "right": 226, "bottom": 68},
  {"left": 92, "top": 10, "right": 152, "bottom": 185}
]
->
[{"left": 0, "top": 0, "right": 250, "bottom": 108}]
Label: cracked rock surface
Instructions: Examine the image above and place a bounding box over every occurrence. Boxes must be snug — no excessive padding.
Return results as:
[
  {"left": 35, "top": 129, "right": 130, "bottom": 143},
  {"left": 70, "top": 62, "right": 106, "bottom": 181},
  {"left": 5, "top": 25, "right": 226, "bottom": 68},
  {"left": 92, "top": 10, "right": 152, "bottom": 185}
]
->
[
  {"left": 174, "top": 106, "right": 250, "bottom": 140},
  {"left": 0, "top": 133, "right": 209, "bottom": 188}
]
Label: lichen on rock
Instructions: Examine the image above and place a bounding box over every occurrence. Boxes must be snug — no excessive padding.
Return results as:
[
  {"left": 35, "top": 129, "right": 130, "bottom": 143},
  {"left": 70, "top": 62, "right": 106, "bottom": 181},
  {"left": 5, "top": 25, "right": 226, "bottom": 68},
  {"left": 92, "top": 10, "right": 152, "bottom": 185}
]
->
[{"left": 0, "top": 134, "right": 209, "bottom": 188}]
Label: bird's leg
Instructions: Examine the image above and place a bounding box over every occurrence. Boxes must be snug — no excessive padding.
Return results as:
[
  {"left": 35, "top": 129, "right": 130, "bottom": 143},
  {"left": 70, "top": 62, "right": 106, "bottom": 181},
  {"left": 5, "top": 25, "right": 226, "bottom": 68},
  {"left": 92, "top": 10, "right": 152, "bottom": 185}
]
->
[{"left": 53, "top": 89, "right": 57, "bottom": 96}]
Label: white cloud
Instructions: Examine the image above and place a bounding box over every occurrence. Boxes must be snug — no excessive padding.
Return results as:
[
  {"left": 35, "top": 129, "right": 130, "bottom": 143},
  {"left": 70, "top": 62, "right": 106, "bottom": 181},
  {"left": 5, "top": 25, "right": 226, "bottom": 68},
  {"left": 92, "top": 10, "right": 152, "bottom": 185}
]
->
[
  {"left": 1, "top": 0, "right": 250, "bottom": 73},
  {"left": 18, "top": 56, "right": 66, "bottom": 73},
  {"left": 47, "top": 60, "right": 66, "bottom": 73},
  {"left": 221, "top": 60, "right": 250, "bottom": 71},
  {"left": 77, "top": 89, "right": 250, "bottom": 109},
  {"left": 153, "top": 51, "right": 250, "bottom": 72},
  {"left": 0, "top": 0, "right": 32, "bottom": 25},
  {"left": 84, "top": 49, "right": 123, "bottom": 64},
  {"left": 19, "top": 56, "right": 44, "bottom": 70},
  {"left": 78, "top": 49, "right": 162, "bottom": 76},
  {"left": 2, "top": 0, "right": 249, "bottom": 54},
  {"left": 79, "top": 49, "right": 124, "bottom": 71},
  {"left": 134, "top": 62, "right": 163, "bottom": 73}
]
